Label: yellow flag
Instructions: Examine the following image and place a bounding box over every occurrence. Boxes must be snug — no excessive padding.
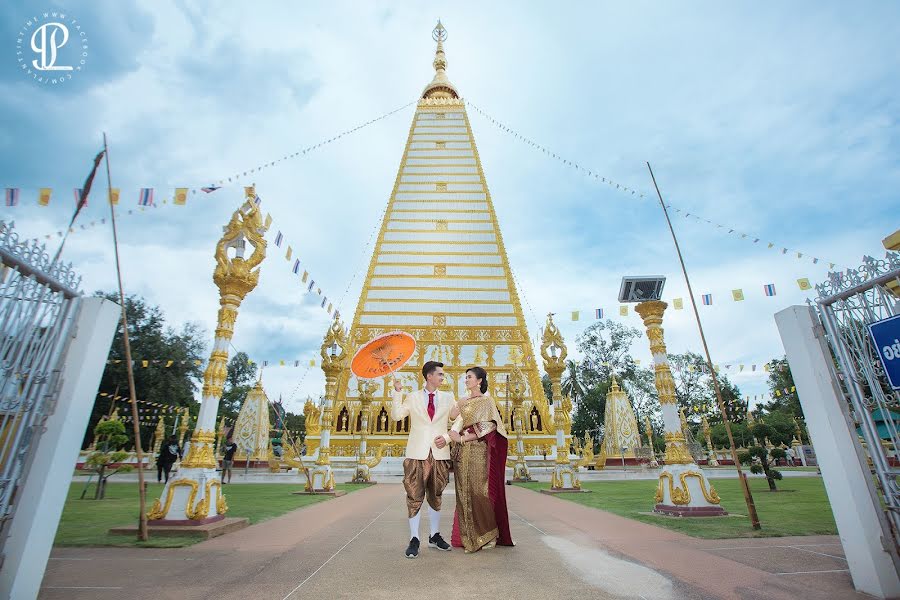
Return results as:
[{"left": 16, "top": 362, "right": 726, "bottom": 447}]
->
[
  {"left": 174, "top": 188, "right": 188, "bottom": 205},
  {"left": 279, "top": 360, "right": 285, "bottom": 366},
  {"left": 165, "top": 360, "right": 173, "bottom": 367},
  {"left": 108, "top": 188, "right": 120, "bottom": 205},
  {"left": 309, "top": 359, "right": 316, "bottom": 367},
  {"left": 619, "top": 305, "right": 628, "bottom": 316},
  {"left": 732, "top": 289, "right": 745, "bottom": 301},
  {"left": 673, "top": 297, "right": 684, "bottom": 310},
  {"left": 141, "top": 360, "right": 148, "bottom": 368},
  {"left": 571, "top": 311, "right": 580, "bottom": 321},
  {"left": 635, "top": 359, "right": 641, "bottom": 365},
  {"left": 38, "top": 188, "right": 52, "bottom": 206},
  {"left": 764, "top": 364, "right": 770, "bottom": 372},
  {"left": 286, "top": 246, "right": 292, "bottom": 261},
  {"left": 264, "top": 213, "right": 273, "bottom": 228},
  {"left": 797, "top": 278, "right": 812, "bottom": 290},
  {"left": 302, "top": 270, "right": 309, "bottom": 283},
  {"left": 327, "top": 303, "right": 333, "bottom": 313}
]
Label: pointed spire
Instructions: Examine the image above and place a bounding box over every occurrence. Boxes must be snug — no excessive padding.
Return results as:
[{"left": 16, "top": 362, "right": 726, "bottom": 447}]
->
[
  {"left": 422, "top": 20, "right": 459, "bottom": 99},
  {"left": 610, "top": 374, "right": 621, "bottom": 392}
]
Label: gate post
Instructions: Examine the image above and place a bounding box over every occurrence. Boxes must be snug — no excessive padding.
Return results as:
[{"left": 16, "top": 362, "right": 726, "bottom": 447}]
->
[
  {"left": 776, "top": 305, "right": 900, "bottom": 598},
  {"left": 0, "top": 297, "right": 120, "bottom": 600}
]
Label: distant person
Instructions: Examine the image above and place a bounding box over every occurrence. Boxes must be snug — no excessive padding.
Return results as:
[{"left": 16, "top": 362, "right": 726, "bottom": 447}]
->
[
  {"left": 157, "top": 434, "right": 181, "bottom": 483},
  {"left": 222, "top": 436, "right": 237, "bottom": 484}
]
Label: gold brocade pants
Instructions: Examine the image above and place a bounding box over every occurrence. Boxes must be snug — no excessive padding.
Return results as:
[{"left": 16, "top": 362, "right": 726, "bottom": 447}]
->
[{"left": 403, "top": 451, "right": 450, "bottom": 518}]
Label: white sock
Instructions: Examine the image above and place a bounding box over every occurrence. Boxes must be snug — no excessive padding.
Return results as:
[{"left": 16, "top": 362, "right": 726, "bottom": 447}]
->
[
  {"left": 428, "top": 505, "right": 441, "bottom": 537},
  {"left": 409, "top": 511, "right": 421, "bottom": 540}
]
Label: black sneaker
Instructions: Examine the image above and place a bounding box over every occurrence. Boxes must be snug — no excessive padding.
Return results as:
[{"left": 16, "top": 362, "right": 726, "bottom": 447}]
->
[
  {"left": 405, "top": 537, "right": 420, "bottom": 559},
  {"left": 429, "top": 532, "right": 451, "bottom": 551}
]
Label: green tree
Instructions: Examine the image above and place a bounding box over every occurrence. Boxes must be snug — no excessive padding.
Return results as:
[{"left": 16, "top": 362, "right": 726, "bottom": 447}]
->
[
  {"left": 738, "top": 424, "right": 786, "bottom": 491},
  {"left": 571, "top": 383, "right": 608, "bottom": 444},
  {"left": 219, "top": 352, "right": 258, "bottom": 428},
  {"left": 83, "top": 419, "right": 133, "bottom": 499},
  {"left": 577, "top": 319, "right": 643, "bottom": 387},
  {"left": 762, "top": 356, "right": 801, "bottom": 417},
  {"left": 87, "top": 293, "right": 206, "bottom": 450},
  {"left": 561, "top": 360, "right": 586, "bottom": 404}
]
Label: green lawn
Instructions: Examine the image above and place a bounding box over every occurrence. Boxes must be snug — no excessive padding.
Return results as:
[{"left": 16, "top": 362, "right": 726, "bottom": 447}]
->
[
  {"left": 517, "top": 477, "right": 837, "bottom": 539},
  {"left": 56, "top": 481, "right": 364, "bottom": 548}
]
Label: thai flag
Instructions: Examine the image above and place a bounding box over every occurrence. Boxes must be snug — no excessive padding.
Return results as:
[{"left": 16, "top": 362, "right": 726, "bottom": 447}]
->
[
  {"left": 274, "top": 231, "right": 283, "bottom": 247},
  {"left": 292, "top": 259, "right": 300, "bottom": 274},
  {"left": 595, "top": 308, "right": 603, "bottom": 319},
  {"left": 138, "top": 188, "right": 154, "bottom": 206},
  {"left": 764, "top": 284, "right": 776, "bottom": 297},
  {"left": 321, "top": 296, "right": 327, "bottom": 308},
  {"left": 201, "top": 185, "right": 221, "bottom": 193},
  {"left": 254, "top": 195, "right": 261, "bottom": 206},
  {"left": 701, "top": 294, "right": 712, "bottom": 306},
  {"left": 307, "top": 279, "right": 315, "bottom": 292},
  {"left": 4, "top": 188, "right": 19, "bottom": 206}
]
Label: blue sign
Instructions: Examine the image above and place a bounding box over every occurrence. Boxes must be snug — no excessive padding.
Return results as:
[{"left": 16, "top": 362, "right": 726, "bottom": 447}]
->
[{"left": 869, "top": 314, "right": 900, "bottom": 390}]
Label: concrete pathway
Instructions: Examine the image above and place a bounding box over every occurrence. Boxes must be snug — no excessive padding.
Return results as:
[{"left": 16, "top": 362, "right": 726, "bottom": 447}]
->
[{"left": 40, "top": 484, "right": 863, "bottom": 600}]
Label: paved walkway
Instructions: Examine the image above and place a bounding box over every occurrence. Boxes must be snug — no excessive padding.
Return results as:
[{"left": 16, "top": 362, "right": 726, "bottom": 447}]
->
[{"left": 40, "top": 484, "right": 864, "bottom": 600}]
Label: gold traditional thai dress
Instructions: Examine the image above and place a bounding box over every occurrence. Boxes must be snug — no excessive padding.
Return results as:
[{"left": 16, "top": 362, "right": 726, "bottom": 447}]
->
[{"left": 450, "top": 394, "right": 514, "bottom": 553}]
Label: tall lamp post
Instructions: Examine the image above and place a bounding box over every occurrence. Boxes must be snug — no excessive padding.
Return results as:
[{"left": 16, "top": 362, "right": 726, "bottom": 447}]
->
[
  {"left": 621, "top": 276, "right": 726, "bottom": 516},
  {"left": 148, "top": 189, "right": 267, "bottom": 523},
  {"left": 310, "top": 316, "right": 348, "bottom": 492},
  {"left": 541, "top": 313, "right": 582, "bottom": 492}
]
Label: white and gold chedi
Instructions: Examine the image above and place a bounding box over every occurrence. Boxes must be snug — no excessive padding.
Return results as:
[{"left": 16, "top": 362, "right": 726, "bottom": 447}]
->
[
  {"left": 304, "top": 21, "right": 566, "bottom": 466},
  {"left": 231, "top": 378, "right": 273, "bottom": 464},
  {"left": 602, "top": 376, "right": 642, "bottom": 463}
]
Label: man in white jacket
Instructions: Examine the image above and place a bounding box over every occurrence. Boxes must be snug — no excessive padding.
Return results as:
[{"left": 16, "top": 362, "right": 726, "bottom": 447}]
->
[{"left": 391, "top": 360, "right": 459, "bottom": 558}]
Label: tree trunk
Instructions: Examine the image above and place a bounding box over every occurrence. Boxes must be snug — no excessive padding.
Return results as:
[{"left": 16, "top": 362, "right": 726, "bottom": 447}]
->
[
  {"left": 94, "top": 466, "right": 105, "bottom": 499},
  {"left": 762, "top": 462, "right": 777, "bottom": 491}
]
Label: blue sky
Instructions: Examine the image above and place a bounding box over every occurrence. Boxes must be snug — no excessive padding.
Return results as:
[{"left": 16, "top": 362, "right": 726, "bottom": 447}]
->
[{"left": 2, "top": 1, "right": 898, "bottom": 413}]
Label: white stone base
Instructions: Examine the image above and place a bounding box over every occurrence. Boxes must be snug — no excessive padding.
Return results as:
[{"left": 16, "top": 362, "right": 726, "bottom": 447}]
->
[{"left": 654, "top": 463, "right": 726, "bottom": 516}]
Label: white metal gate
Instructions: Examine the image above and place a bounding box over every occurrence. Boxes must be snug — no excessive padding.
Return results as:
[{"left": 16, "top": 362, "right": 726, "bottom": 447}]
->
[
  {"left": 816, "top": 252, "right": 900, "bottom": 555},
  {"left": 0, "top": 221, "right": 81, "bottom": 544}
]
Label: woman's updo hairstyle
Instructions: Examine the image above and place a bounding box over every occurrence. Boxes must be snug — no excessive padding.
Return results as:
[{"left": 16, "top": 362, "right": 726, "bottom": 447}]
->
[{"left": 466, "top": 366, "right": 489, "bottom": 394}]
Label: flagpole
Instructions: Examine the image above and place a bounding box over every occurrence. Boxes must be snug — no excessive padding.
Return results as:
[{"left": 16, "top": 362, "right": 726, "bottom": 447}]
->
[
  {"left": 103, "top": 132, "right": 149, "bottom": 541},
  {"left": 646, "top": 162, "right": 761, "bottom": 530}
]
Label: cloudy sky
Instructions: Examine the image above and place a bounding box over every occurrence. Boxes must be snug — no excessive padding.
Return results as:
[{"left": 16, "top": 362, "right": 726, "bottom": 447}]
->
[{"left": 2, "top": 1, "right": 898, "bottom": 413}]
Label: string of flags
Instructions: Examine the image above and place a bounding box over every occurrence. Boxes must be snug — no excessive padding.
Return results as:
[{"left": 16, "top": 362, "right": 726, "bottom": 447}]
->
[
  {"left": 3, "top": 101, "right": 416, "bottom": 210},
  {"left": 105, "top": 356, "right": 324, "bottom": 369},
  {"left": 564, "top": 279, "right": 815, "bottom": 322},
  {"left": 464, "top": 99, "right": 838, "bottom": 270}
]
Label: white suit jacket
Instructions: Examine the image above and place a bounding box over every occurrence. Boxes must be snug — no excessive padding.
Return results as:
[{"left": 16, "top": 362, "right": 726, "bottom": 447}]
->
[{"left": 391, "top": 388, "right": 461, "bottom": 461}]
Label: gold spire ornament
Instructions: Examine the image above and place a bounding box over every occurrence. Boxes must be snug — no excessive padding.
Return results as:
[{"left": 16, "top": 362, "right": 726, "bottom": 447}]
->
[
  {"left": 148, "top": 187, "right": 267, "bottom": 522},
  {"left": 422, "top": 20, "right": 458, "bottom": 100}
]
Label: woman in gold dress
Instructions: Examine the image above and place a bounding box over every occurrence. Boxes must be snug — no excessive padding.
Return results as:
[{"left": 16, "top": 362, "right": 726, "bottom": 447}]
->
[{"left": 448, "top": 367, "right": 514, "bottom": 553}]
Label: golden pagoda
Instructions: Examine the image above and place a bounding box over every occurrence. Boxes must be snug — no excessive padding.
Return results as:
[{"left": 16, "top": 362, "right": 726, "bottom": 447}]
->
[{"left": 304, "top": 21, "right": 557, "bottom": 459}]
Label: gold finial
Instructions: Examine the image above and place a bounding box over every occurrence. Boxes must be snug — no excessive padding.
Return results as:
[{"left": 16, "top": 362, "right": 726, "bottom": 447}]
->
[
  {"left": 423, "top": 20, "right": 458, "bottom": 100},
  {"left": 610, "top": 374, "right": 620, "bottom": 392}
]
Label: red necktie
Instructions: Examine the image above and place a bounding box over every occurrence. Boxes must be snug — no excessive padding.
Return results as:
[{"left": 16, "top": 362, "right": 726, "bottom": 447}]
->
[{"left": 427, "top": 392, "right": 435, "bottom": 421}]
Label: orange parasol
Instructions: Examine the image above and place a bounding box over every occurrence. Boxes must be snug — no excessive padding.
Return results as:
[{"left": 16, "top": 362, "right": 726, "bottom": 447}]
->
[{"left": 350, "top": 331, "right": 417, "bottom": 380}]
